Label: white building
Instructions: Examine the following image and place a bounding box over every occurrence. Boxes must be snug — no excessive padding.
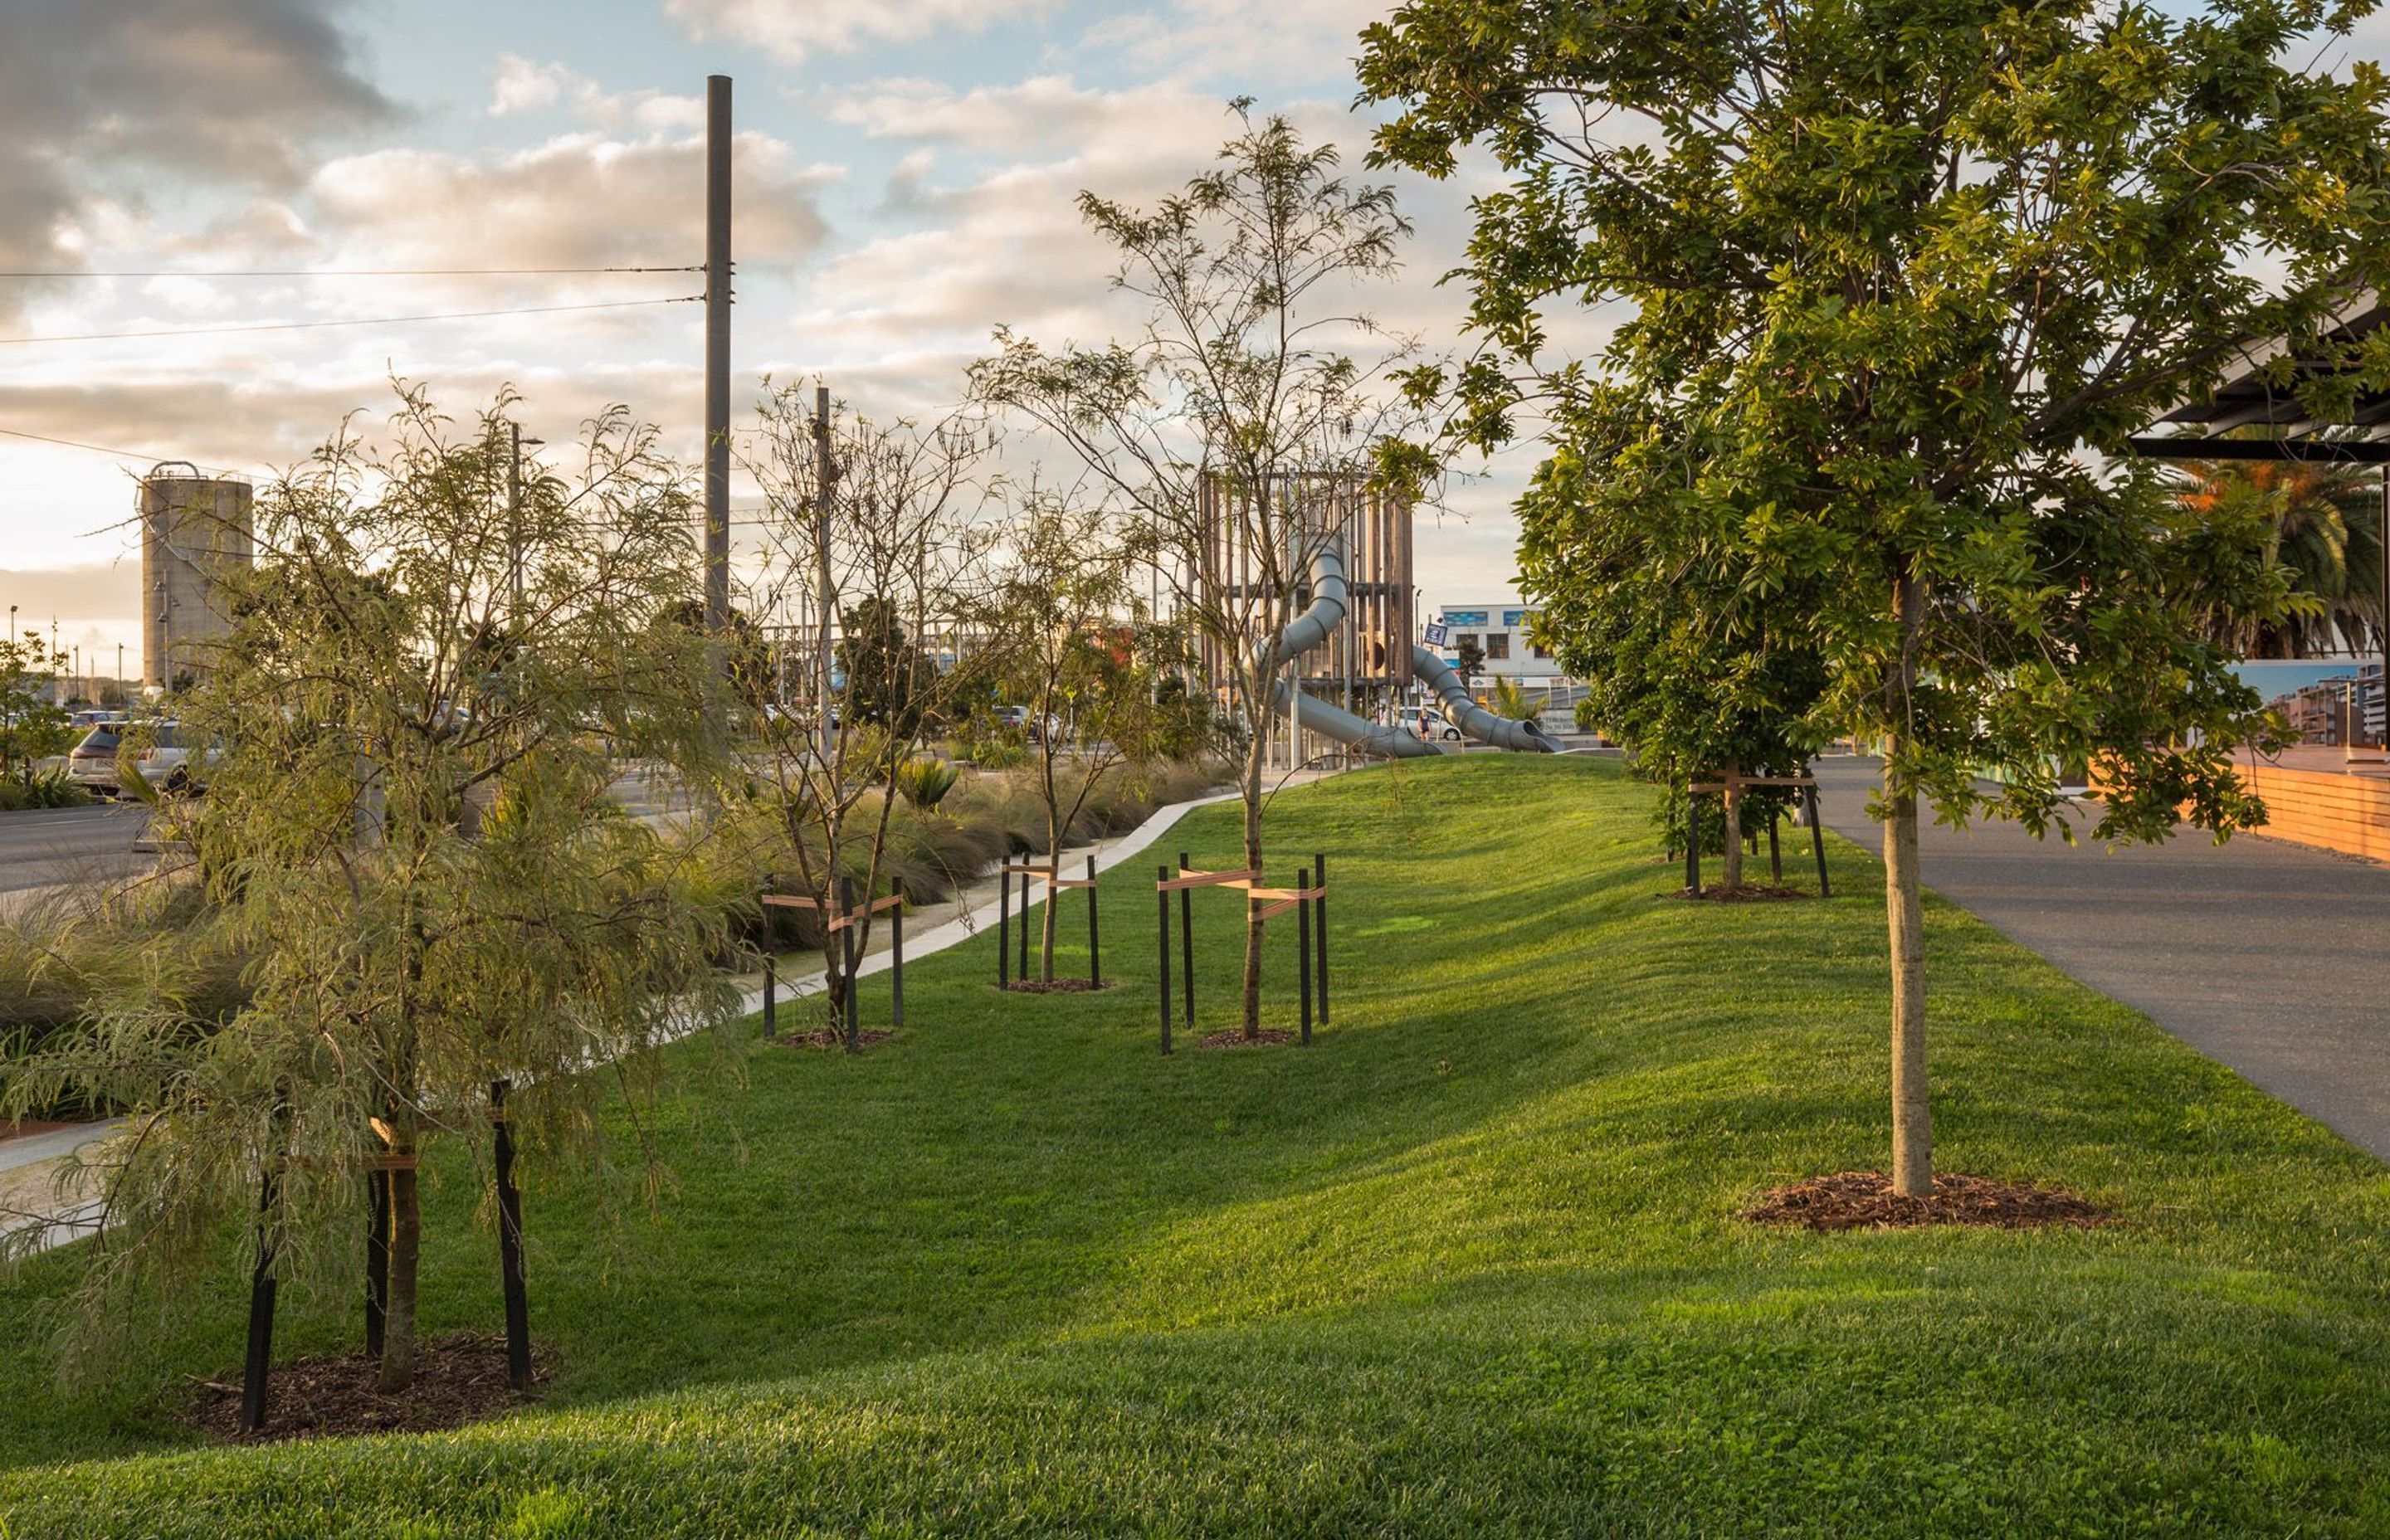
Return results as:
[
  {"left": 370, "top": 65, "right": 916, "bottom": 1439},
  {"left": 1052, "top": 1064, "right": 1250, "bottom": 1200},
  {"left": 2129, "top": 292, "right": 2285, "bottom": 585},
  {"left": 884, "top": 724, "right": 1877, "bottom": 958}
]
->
[{"left": 1432, "top": 603, "right": 1572, "bottom": 688}]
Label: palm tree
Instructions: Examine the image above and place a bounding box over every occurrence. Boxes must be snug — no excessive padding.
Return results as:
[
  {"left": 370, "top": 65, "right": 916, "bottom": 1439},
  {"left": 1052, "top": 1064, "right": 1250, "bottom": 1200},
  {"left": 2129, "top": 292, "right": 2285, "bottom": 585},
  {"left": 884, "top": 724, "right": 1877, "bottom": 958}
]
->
[{"left": 2173, "top": 450, "right": 2384, "bottom": 658}]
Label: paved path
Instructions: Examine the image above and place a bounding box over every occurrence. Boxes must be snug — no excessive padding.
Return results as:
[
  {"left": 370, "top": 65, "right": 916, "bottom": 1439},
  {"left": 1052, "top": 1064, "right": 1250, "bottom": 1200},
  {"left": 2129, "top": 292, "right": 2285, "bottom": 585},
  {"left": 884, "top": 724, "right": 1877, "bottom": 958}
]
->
[{"left": 1811, "top": 756, "right": 2390, "bottom": 1163}]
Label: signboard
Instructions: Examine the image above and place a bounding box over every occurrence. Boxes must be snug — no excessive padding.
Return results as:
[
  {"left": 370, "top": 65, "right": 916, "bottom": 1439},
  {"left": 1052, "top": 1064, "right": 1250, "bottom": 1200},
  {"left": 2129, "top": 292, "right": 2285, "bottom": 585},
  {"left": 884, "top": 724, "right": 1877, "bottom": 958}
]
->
[{"left": 1422, "top": 621, "right": 1449, "bottom": 647}]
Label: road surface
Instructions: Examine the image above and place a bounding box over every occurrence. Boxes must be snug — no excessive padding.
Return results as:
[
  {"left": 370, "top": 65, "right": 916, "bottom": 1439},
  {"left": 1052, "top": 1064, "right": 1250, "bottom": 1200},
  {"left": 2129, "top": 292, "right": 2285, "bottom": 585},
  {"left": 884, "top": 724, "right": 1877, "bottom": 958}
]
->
[
  {"left": 1811, "top": 756, "right": 2390, "bottom": 1163},
  {"left": 0, "top": 803, "right": 154, "bottom": 896}
]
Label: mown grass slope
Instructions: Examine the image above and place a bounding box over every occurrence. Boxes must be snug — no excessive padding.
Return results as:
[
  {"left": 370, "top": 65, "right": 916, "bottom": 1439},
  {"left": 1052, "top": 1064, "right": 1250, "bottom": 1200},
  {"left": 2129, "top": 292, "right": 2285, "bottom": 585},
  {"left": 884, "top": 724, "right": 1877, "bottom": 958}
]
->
[{"left": 3, "top": 756, "right": 2387, "bottom": 1537}]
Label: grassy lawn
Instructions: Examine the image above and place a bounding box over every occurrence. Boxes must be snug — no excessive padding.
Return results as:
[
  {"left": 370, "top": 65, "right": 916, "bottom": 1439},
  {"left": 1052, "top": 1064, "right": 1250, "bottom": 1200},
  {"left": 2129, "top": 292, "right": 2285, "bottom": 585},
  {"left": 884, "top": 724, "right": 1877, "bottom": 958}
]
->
[{"left": 2, "top": 755, "right": 2387, "bottom": 1537}]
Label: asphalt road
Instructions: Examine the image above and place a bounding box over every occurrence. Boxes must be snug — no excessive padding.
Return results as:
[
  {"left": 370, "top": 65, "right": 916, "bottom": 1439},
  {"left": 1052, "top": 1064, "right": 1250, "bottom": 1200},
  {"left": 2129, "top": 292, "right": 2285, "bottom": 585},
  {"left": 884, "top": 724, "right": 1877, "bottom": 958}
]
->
[
  {"left": 0, "top": 802, "right": 154, "bottom": 895},
  {"left": 1811, "top": 756, "right": 2390, "bottom": 1163}
]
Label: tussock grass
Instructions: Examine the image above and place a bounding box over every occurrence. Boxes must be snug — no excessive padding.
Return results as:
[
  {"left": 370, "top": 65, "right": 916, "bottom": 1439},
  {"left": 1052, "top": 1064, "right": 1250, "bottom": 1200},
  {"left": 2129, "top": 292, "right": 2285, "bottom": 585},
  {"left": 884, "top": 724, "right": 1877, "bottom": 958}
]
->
[{"left": 2, "top": 758, "right": 2387, "bottom": 1537}]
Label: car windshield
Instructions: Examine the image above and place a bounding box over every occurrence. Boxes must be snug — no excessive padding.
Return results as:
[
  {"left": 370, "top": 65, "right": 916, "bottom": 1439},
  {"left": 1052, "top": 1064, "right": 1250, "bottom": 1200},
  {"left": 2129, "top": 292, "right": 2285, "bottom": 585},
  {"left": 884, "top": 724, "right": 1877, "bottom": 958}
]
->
[{"left": 74, "top": 727, "right": 120, "bottom": 753}]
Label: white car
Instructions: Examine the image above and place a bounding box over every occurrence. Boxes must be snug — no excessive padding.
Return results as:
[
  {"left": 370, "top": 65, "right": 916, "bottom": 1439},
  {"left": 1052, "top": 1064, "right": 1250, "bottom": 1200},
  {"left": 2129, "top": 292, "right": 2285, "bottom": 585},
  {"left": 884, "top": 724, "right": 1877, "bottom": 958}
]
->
[{"left": 1401, "top": 705, "right": 1462, "bottom": 742}]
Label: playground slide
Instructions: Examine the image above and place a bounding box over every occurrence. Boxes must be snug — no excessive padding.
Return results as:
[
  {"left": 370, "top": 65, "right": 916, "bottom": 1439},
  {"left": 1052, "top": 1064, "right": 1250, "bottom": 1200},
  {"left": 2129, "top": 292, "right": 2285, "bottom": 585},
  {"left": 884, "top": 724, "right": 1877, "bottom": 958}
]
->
[{"left": 1265, "top": 541, "right": 1563, "bottom": 758}]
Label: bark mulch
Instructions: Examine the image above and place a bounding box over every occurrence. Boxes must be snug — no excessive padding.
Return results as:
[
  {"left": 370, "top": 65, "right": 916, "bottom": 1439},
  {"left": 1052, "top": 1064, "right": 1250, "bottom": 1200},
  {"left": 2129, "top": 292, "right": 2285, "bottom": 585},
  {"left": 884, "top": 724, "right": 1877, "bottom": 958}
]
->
[
  {"left": 1196, "top": 1028, "right": 1297, "bottom": 1050},
  {"left": 1002, "top": 978, "right": 1114, "bottom": 994},
  {"left": 770, "top": 1027, "right": 896, "bottom": 1051},
  {"left": 1743, "top": 1170, "right": 2112, "bottom": 1232},
  {"left": 1695, "top": 882, "right": 1810, "bottom": 903},
  {"left": 0, "top": 1118, "right": 80, "bottom": 1143},
  {"left": 188, "top": 1333, "right": 545, "bottom": 1444}
]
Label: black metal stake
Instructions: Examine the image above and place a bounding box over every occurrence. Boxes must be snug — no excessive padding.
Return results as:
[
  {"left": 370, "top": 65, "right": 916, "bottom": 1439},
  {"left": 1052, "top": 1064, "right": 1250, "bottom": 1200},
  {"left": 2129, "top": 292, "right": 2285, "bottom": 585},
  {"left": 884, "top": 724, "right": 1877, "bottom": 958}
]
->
[
  {"left": 1178, "top": 851, "right": 1195, "bottom": 1028},
  {"left": 1314, "top": 852, "right": 1329, "bottom": 1026},
  {"left": 1085, "top": 855, "right": 1101, "bottom": 987},
  {"left": 839, "top": 876, "right": 861, "bottom": 1052},
  {"left": 997, "top": 865, "right": 1011, "bottom": 989},
  {"left": 1017, "top": 868, "right": 1032, "bottom": 982},
  {"left": 1685, "top": 792, "right": 1704, "bottom": 898},
  {"left": 1157, "top": 865, "right": 1173, "bottom": 1053},
  {"left": 1768, "top": 810, "right": 1783, "bottom": 884},
  {"left": 762, "top": 953, "right": 778, "bottom": 1040},
  {"left": 491, "top": 1079, "right": 531, "bottom": 1392},
  {"left": 1807, "top": 784, "right": 1831, "bottom": 898},
  {"left": 365, "top": 1167, "right": 389, "bottom": 1359},
  {"left": 237, "top": 1164, "right": 279, "bottom": 1435},
  {"left": 1296, "top": 864, "right": 1313, "bottom": 1047},
  {"left": 890, "top": 894, "right": 905, "bottom": 1029}
]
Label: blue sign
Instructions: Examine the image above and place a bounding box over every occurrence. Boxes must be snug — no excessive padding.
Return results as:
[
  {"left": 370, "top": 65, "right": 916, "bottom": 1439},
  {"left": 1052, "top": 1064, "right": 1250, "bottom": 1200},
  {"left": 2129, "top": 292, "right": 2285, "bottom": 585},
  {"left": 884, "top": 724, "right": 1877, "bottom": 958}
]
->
[{"left": 1422, "top": 621, "right": 1450, "bottom": 646}]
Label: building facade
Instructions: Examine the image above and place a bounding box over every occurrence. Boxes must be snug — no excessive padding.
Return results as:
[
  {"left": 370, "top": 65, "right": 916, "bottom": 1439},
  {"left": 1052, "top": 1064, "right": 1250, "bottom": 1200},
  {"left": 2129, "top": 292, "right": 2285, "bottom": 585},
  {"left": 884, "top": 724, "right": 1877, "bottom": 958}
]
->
[{"left": 1432, "top": 603, "right": 1571, "bottom": 688}]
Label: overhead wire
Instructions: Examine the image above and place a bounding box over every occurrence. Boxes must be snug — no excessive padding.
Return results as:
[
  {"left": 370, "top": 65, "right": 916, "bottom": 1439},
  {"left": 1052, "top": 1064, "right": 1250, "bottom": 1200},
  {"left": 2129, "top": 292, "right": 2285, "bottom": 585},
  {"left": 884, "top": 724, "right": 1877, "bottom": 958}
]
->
[
  {"left": 0, "top": 266, "right": 705, "bottom": 279},
  {"left": 0, "top": 423, "right": 247, "bottom": 475},
  {"left": 0, "top": 295, "right": 702, "bottom": 346}
]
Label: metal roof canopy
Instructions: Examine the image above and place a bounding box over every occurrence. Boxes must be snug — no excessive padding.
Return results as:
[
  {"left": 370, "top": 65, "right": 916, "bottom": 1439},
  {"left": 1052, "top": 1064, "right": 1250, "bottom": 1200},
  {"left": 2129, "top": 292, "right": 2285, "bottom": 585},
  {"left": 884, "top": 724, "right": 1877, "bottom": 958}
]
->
[{"left": 2127, "top": 290, "right": 2390, "bottom": 462}]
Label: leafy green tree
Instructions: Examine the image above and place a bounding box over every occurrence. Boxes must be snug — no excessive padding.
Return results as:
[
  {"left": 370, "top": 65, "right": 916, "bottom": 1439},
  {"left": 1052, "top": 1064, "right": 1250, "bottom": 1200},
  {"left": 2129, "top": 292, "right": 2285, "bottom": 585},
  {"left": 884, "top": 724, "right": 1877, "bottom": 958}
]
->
[
  {"left": 0, "top": 633, "right": 71, "bottom": 778},
  {"left": 836, "top": 596, "right": 934, "bottom": 733},
  {"left": 3, "top": 388, "right": 735, "bottom": 1395},
  {"left": 1451, "top": 635, "right": 1486, "bottom": 693},
  {"left": 1361, "top": 0, "right": 2385, "bottom": 1192}
]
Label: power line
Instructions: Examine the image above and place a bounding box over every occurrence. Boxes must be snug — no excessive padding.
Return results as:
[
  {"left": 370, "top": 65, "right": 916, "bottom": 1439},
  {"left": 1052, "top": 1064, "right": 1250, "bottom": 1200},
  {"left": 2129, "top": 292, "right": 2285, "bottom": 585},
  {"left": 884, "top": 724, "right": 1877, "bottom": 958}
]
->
[
  {"left": 0, "top": 295, "right": 701, "bottom": 346},
  {"left": 0, "top": 266, "right": 705, "bottom": 279},
  {"left": 0, "top": 423, "right": 246, "bottom": 475}
]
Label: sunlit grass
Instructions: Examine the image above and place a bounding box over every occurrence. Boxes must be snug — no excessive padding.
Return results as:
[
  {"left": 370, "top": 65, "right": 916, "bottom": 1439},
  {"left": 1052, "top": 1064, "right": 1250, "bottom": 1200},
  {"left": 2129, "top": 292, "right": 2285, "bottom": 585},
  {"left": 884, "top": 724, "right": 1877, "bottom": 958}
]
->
[{"left": 3, "top": 757, "right": 2387, "bottom": 1537}]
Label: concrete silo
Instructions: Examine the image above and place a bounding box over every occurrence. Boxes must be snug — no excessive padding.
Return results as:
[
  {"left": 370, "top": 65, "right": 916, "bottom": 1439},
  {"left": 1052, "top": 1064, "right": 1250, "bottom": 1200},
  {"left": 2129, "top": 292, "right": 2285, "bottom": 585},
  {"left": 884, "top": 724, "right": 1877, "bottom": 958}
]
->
[{"left": 140, "top": 464, "right": 253, "bottom": 690}]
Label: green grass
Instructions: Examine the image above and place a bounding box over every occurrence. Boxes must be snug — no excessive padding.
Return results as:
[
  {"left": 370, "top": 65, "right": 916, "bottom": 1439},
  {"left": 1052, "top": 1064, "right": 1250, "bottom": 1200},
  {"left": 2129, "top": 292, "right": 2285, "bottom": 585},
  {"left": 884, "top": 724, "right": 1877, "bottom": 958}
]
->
[{"left": 3, "top": 756, "right": 2387, "bottom": 1537}]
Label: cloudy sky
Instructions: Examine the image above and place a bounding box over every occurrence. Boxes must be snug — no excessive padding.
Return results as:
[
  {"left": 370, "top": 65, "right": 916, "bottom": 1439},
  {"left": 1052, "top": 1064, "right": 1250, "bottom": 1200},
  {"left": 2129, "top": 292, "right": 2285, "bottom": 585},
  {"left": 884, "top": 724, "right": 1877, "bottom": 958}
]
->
[{"left": 0, "top": 0, "right": 1555, "bottom": 678}]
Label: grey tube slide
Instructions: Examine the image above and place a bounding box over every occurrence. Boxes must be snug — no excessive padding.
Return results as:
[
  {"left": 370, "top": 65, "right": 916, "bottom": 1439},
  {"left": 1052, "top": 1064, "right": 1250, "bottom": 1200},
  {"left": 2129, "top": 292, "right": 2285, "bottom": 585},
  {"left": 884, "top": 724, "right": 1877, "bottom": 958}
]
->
[{"left": 1262, "top": 541, "right": 1560, "bottom": 759}]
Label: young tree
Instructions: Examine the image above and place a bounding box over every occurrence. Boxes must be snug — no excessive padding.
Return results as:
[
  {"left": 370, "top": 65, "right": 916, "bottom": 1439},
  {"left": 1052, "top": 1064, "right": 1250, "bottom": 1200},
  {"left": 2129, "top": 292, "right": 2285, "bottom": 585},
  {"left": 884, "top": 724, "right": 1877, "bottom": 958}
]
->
[
  {"left": 737, "top": 387, "right": 1002, "bottom": 1029},
  {"left": 1451, "top": 634, "right": 1486, "bottom": 694},
  {"left": 973, "top": 104, "right": 1427, "bottom": 1039},
  {"left": 0, "top": 633, "right": 71, "bottom": 780},
  {"left": 987, "top": 488, "right": 1154, "bottom": 983},
  {"left": 3, "top": 388, "right": 738, "bottom": 1393},
  {"left": 1361, "top": 0, "right": 2383, "bottom": 1191}
]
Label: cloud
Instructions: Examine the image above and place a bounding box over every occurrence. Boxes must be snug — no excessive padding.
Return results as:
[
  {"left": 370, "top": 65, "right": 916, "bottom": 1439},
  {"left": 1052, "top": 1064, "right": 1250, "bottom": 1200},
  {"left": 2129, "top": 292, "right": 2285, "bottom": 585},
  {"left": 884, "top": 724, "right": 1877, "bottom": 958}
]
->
[
  {"left": 306, "top": 129, "right": 835, "bottom": 278},
  {"left": 1074, "top": 0, "right": 1384, "bottom": 85},
  {"left": 0, "top": 0, "right": 394, "bottom": 307},
  {"left": 486, "top": 55, "right": 705, "bottom": 134},
  {"left": 662, "top": 0, "right": 1049, "bottom": 66}
]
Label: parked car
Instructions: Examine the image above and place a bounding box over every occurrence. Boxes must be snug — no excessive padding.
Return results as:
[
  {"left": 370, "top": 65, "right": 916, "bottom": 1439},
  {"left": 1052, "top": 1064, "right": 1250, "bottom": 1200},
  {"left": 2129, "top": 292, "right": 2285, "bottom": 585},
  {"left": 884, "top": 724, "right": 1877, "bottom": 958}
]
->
[
  {"left": 1402, "top": 705, "right": 1463, "bottom": 742},
  {"left": 66, "top": 723, "right": 126, "bottom": 795},
  {"left": 123, "top": 722, "right": 217, "bottom": 794}
]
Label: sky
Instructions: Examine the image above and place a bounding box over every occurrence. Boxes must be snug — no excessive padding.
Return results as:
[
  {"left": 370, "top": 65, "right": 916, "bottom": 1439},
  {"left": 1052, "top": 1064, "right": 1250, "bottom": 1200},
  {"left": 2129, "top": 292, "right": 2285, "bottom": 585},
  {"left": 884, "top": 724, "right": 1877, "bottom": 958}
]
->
[{"left": 0, "top": 0, "right": 1554, "bottom": 679}]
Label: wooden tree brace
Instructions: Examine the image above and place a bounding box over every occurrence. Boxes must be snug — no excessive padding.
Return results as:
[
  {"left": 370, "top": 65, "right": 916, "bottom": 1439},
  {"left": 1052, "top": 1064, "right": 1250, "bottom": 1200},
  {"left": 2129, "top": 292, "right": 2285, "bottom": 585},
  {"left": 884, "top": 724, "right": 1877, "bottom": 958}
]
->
[
  {"left": 1156, "top": 867, "right": 1261, "bottom": 891},
  {"left": 762, "top": 890, "right": 902, "bottom": 930}
]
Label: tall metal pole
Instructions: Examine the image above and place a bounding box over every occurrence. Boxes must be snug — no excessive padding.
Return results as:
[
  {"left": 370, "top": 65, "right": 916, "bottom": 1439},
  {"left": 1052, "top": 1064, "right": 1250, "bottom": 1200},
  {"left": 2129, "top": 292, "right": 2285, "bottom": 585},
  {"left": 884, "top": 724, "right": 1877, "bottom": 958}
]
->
[{"left": 703, "top": 75, "right": 734, "bottom": 691}]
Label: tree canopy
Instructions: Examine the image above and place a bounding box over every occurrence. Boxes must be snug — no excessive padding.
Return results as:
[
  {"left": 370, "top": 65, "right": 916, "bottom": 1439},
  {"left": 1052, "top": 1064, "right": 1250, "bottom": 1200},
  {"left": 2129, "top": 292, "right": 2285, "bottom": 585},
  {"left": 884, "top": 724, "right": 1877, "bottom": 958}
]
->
[{"left": 1361, "top": 0, "right": 2390, "bottom": 1192}]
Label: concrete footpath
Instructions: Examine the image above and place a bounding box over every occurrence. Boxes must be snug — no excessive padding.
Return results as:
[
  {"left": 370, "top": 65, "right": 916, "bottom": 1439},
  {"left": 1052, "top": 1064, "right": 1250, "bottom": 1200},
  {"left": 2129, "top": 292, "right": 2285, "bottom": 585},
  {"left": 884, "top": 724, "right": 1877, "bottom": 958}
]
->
[{"left": 1811, "top": 756, "right": 2390, "bottom": 1163}]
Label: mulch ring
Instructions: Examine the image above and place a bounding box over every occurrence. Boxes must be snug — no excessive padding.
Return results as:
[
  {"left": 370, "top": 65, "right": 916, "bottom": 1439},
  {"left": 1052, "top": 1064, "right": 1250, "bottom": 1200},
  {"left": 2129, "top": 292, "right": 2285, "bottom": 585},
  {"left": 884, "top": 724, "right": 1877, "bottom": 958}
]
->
[
  {"left": 1683, "top": 882, "right": 1810, "bottom": 903},
  {"left": 1196, "top": 1028, "right": 1298, "bottom": 1050},
  {"left": 1743, "top": 1171, "right": 2111, "bottom": 1232},
  {"left": 770, "top": 1027, "right": 897, "bottom": 1051},
  {"left": 188, "top": 1333, "right": 546, "bottom": 1444},
  {"left": 1002, "top": 978, "right": 1114, "bottom": 994}
]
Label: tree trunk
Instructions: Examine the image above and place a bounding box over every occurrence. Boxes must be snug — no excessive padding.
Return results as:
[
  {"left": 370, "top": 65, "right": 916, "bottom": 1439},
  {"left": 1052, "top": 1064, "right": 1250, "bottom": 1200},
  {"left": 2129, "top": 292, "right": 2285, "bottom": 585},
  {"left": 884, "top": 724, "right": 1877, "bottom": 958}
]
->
[
  {"left": 1241, "top": 738, "right": 1266, "bottom": 1040},
  {"left": 1720, "top": 761, "right": 1744, "bottom": 889},
  {"left": 1041, "top": 809, "right": 1061, "bottom": 983},
  {"left": 1885, "top": 568, "right": 1932, "bottom": 1197},
  {"left": 379, "top": 1155, "right": 420, "bottom": 1392}
]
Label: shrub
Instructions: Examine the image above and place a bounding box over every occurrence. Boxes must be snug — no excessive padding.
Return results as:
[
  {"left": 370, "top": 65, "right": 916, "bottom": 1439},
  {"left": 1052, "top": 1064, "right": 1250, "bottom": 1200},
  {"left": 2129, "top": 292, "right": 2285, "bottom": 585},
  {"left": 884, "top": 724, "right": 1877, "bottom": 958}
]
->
[
  {"left": 0, "top": 769, "right": 93, "bottom": 812},
  {"left": 894, "top": 757, "right": 961, "bottom": 810}
]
